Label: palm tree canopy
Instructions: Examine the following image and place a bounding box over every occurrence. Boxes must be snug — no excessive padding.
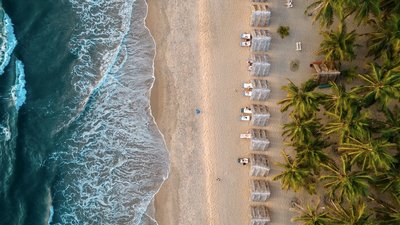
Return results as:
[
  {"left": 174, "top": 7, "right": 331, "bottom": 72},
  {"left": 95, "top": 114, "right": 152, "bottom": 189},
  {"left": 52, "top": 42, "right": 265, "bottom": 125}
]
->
[
  {"left": 381, "top": 106, "right": 400, "bottom": 146},
  {"left": 317, "top": 23, "right": 359, "bottom": 65},
  {"left": 305, "top": 0, "right": 344, "bottom": 27},
  {"left": 320, "top": 156, "right": 373, "bottom": 202},
  {"left": 327, "top": 200, "right": 373, "bottom": 225},
  {"left": 352, "top": 63, "right": 400, "bottom": 108},
  {"left": 346, "top": 0, "right": 380, "bottom": 24},
  {"left": 283, "top": 116, "right": 322, "bottom": 143},
  {"left": 322, "top": 82, "right": 359, "bottom": 116},
  {"left": 367, "top": 15, "right": 400, "bottom": 59},
  {"left": 273, "top": 151, "right": 315, "bottom": 193},
  {"left": 294, "top": 138, "right": 330, "bottom": 171},
  {"left": 375, "top": 161, "right": 400, "bottom": 199},
  {"left": 339, "top": 136, "right": 397, "bottom": 173},
  {"left": 374, "top": 196, "right": 400, "bottom": 224},
  {"left": 292, "top": 201, "right": 331, "bottom": 225},
  {"left": 279, "top": 79, "right": 322, "bottom": 118},
  {"left": 323, "top": 110, "right": 371, "bottom": 143}
]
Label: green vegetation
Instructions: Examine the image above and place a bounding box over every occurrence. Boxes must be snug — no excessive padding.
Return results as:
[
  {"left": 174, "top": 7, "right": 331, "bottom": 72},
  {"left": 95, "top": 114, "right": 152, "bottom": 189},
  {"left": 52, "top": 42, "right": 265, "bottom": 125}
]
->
[
  {"left": 275, "top": 0, "right": 400, "bottom": 224},
  {"left": 277, "top": 25, "right": 290, "bottom": 39}
]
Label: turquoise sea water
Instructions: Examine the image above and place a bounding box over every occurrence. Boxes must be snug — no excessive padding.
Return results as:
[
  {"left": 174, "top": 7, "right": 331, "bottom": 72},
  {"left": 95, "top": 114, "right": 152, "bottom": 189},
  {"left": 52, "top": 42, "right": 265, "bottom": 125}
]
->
[{"left": 0, "top": 0, "right": 169, "bottom": 224}]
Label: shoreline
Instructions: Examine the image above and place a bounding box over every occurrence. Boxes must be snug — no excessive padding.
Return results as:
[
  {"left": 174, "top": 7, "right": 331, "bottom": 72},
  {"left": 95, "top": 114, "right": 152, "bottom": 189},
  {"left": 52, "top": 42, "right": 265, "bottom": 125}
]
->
[{"left": 142, "top": 0, "right": 170, "bottom": 224}]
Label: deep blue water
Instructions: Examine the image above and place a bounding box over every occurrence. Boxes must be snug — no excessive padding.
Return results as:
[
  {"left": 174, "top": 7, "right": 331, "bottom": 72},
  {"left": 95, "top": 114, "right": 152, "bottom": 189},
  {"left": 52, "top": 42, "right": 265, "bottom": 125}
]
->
[{"left": 0, "top": 0, "right": 169, "bottom": 224}]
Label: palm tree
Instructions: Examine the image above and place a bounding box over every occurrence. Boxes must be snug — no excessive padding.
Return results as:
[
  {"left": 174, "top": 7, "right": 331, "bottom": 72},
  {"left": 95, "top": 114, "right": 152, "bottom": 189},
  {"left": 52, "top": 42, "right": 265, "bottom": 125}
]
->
[
  {"left": 322, "top": 82, "right": 358, "bottom": 116},
  {"left": 277, "top": 25, "right": 290, "bottom": 39},
  {"left": 375, "top": 162, "right": 400, "bottom": 199},
  {"left": 283, "top": 116, "right": 322, "bottom": 143},
  {"left": 323, "top": 110, "right": 371, "bottom": 144},
  {"left": 327, "top": 200, "right": 373, "bottom": 225},
  {"left": 339, "top": 136, "right": 397, "bottom": 174},
  {"left": 352, "top": 63, "right": 400, "bottom": 108},
  {"left": 279, "top": 79, "right": 322, "bottom": 118},
  {"left": 380, "top": 0, "right": 400, "bottom": 19},
  {"left": 381, "top": 106, "right": 400, "bottom": 146},
  {"left": 317, "top": 22, "right": 359, "bottom": 67},
  {"left": 305, "top": 0, "right": 344, "bottom": 28},
  {"left": 294, "top": 138, "right": 330, "bottom": 172},
  {"left": 273, "top": 151, "right": 315, "bottom": 194},
  {"left": 320, "top": 156, "right": 373, "bottom": 202},
  {"left": 373, "top": 195, "right": 400, "bottom": 224},
  {"left": 346, "top": 0, "right": 380, "bottom": 25},
  {"left": 367, "top": 15, "right": 400, "bottom": 60},
  {"left": 291, "top": 200, "right": 331, "bottom": 225}
]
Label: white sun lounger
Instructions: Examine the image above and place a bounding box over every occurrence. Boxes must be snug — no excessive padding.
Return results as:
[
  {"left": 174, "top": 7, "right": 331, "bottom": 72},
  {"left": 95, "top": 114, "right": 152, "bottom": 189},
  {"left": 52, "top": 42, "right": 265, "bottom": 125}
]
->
[
  {"left": 238, "top": 158, "right": 249, "bottom": 165},
  {"left": 241, "top": 41, "right": 251, "bottom": 47},
  {"left": 243, "top": 90, "right": 252, "bottom": 97},
  {"left": 241, "top": 107, "right": 252, "bottom": 114},
  {"left": 241, "top": 33, "right": 252, "bottom": 40},
  {"left": 285, "top": 3, "right": 293, "bottom": 8},
  {"left": 240, "top": 133, "right": 252, "bottom": 139},
  {"left": 243, "top": 82, "right": 253, "bottom": 88},
  {"left": 296, "top": 42, "right": 302, "bottom": 51},
  {"left": 240, "top": 115, "right": 251, "bottom": 121}
]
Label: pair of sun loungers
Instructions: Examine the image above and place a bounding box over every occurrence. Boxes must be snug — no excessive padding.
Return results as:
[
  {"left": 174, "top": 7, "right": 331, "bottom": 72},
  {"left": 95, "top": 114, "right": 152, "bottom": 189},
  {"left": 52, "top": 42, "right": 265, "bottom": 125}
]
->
[
  {"left": 285, "top": 0, "right": 293, "bottom": 8},
  {"left": 241, "top": 33, "right": 252, "bottom": 47}
]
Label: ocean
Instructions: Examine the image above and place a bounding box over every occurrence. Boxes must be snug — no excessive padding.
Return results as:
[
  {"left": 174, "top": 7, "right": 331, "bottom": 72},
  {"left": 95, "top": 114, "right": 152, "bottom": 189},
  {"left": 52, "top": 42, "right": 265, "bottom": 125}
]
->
[{"left": 0, "top": 0, "right": 169, "bottom": 224}]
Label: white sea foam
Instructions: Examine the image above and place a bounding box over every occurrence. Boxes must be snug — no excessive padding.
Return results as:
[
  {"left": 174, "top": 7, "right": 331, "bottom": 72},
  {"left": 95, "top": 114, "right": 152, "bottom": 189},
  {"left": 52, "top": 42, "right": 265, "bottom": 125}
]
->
[
  {"left": 11, "top": 59, "right": 27, "bottom": 110},
  {"left": 0, "top": 124, "right": 11, "bottom": 141},
  {"left": 0, "top": 11, "right": 17, "bottom": 76},
  {"left": 50, "top": 0, "right": 169, "bottom": 224}
]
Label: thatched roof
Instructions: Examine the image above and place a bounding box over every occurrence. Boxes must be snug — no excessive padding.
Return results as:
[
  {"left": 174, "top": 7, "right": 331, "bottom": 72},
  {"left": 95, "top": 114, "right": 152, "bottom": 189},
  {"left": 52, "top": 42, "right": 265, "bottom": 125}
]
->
[
  {"left": 250, "top": 55, "right": 271, "bottom": 77},
  {"left": 250, "top": 79, "right": 270, "bottom": 101},
  {"left": 250, "top": 154, "right": 270, "bottom": 177},
  {"left": 250, "top": 105, "right": 270, "bottom": 126},
  {"left": 251, "top": 30, "right": 271, "bottom": 52},
  {"left": 251, "top": 180, "right": 271, "bottom": 202},
  {"left": 251, "top": 5, "right": 271, "bottom": 27},
  {"left": 310, "top": 62, "right": 340, "bottom": 84},
  {"left": 250, "top": 129, "right": 270, "bottom": 151},
  {"left": 251, "top": 205, "right": 271, "bottom": 225}
]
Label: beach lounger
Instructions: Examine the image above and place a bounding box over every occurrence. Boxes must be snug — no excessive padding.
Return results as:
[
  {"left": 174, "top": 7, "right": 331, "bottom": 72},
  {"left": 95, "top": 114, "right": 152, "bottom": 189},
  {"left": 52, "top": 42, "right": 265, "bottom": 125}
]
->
[
  {"left": 238, "top": 158, "right": 249, "bottom": 165},
  {"left": 240, "top": 115, "right": 251, "bottom": 121},
  {"left": 240, "top": 33, "right": 252, "bottom": 40},
  {"left": 285, "top": 3, "right": 293, "bottom": 8},
  {"left": 241, "top": 41, "right": 251, "bottom": 47},
  {"left": 240, "top": 133, "right": 252, "bottom": 139},
  {"left": 296, "top": 42, "right": 302, "bottom": 51},
  {"left": 243, "top": 82, "right": 253, "bottom": 88},
  {"left": 241, "top": 107, "right": 252, "bottom": 114},
  {"left": 243, "top": 90, "right": 253, "bottom": 97},
  {"left": 285, "top": 0, "right": 293, "bottom": 8}
]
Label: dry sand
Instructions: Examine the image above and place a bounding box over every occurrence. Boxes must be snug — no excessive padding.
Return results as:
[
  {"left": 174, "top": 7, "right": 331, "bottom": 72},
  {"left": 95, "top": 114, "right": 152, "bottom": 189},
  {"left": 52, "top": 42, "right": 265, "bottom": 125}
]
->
[{"left": 147, "top": 0, "right": 322, "bottom": 224}]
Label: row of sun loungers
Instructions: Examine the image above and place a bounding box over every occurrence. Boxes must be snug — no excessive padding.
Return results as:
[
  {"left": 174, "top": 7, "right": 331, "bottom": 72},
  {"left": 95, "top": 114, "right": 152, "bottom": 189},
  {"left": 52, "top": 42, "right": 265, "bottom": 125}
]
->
[{"left": 240, "top": 3, "right": 273, "bottom": 225}]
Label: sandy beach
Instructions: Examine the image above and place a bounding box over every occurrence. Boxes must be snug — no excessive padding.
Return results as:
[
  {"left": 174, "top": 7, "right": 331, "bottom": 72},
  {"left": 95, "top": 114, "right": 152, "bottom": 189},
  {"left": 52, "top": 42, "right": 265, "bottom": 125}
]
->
[{"left": 147, "top": 0, "right": 322, "bottom": 224}]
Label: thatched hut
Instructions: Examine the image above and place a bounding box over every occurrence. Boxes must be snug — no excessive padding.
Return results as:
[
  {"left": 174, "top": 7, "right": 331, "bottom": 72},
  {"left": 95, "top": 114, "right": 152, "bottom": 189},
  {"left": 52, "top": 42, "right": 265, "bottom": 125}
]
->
[
  {"left": 310, "top": 62, "right": 340, "bottom": 84},
  {"left": 251, "top": 30, "right": 271, "bottom": 52},
  {"left": 250, "top": 104, "right": 270, "bottom": 126},
  {"left": 249, "top": 54, "right": 271, "bottom": 77},
  {"left": 251, "top": 5, "right": 271, "bottom": 27},
  {"left": 251, "top": 205, "right": 271, "bottom": 225},
  {"left": 250, "top": 154, "right": 270, "bottom": 177},
  {"left": 250, "top": 79, "right": 270, "bottom": 101},
  {"left": 251, "top": 180, "right": 271, "bottom": 202},
  {"left": 250, "top": 129, "right": 270, "bottom": 151}
]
